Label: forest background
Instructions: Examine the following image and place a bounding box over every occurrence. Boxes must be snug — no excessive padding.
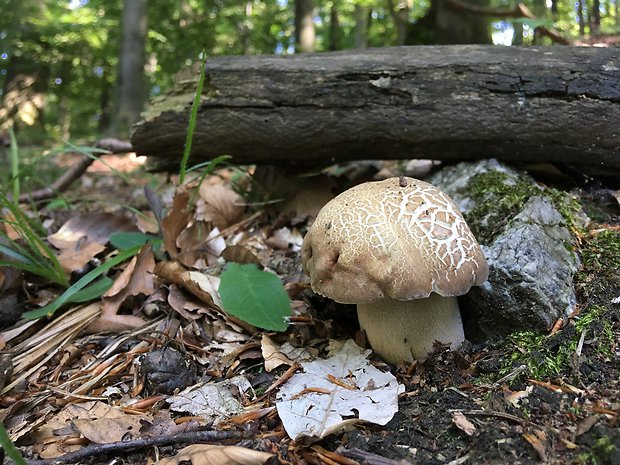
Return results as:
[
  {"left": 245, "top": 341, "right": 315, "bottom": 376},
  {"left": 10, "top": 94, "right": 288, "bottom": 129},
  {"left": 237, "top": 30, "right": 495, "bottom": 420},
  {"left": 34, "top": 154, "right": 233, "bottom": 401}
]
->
[{"left": 1, "top": 0, "right": 619, "bottom": 154}]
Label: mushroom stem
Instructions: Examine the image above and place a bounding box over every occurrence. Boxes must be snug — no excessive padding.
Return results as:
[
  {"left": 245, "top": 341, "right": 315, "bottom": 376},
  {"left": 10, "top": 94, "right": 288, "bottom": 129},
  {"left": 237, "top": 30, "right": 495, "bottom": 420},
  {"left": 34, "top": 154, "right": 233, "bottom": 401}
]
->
[{"left": 357, "top": 294, "right": 464, "bottom": 364}]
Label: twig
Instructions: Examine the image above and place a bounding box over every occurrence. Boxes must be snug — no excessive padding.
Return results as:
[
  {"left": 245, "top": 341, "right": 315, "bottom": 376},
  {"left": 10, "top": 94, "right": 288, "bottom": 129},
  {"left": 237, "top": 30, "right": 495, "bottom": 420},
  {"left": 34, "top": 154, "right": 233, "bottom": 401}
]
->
[
  {"left": 23, "top": 429, "right": 245, "bottom": 465},
  {"left": 449, "top": 409, "right": 526, "bottom": 425},
  {"left": 339, "top": 447, "right": 407, "bottom": 465},
  {"left": 16, "top": 138, "right": 133, "bottom": 203}
]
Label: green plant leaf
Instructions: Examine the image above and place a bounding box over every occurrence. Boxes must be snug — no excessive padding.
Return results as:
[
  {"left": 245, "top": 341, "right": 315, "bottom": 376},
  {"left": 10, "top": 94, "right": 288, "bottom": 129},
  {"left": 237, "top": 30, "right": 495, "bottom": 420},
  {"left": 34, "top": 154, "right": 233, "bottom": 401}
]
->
[
  {"left": 219, "top": 263, "right": 290, "bottom": 331},
  {"left": 22, "top": 245, "right": 142, "bottom": 320},
  {"left": 109, "top": 231, "right": 160, "bottom": 250},
  {"left": 66, "top": 276, "right": 113, "bottom": 303},
  {"left": 0, "top": 421, "right": 27, "bottom": 465}
]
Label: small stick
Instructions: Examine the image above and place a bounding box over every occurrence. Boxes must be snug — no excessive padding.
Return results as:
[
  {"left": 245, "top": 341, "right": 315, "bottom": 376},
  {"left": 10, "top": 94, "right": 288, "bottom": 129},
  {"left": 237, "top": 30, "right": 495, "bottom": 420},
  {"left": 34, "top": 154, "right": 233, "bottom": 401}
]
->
[
  {"left": 448, "top": 409, "right": 526, "bottom": 425},
  {"left": 23, "top": 429, "right": 244, "bottom": 465}
]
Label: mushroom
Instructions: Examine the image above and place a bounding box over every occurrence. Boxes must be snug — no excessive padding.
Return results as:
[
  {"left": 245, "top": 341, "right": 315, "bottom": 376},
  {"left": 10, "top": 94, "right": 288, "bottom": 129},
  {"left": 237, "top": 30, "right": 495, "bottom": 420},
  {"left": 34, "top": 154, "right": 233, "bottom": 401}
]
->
[{"left": 301, "top": 176, "right": 488, "bottom": 364}]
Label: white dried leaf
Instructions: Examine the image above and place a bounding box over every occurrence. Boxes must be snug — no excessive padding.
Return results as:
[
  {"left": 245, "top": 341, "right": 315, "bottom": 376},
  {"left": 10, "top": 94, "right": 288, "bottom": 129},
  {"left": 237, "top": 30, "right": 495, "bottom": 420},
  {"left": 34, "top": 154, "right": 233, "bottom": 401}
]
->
[
  {"left": 167, "top": 376, "right": 251, "bottom": 424},
  {"left": 275, "top": 340, "right": 404, "bottom": 440}
]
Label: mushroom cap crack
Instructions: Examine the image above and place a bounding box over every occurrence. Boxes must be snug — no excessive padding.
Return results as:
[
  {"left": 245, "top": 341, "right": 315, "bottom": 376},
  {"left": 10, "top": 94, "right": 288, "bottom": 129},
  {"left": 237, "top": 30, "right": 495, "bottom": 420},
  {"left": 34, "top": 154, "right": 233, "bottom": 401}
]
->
[{"left": 301, "top": 177, "right": 488, "bottom": 304}]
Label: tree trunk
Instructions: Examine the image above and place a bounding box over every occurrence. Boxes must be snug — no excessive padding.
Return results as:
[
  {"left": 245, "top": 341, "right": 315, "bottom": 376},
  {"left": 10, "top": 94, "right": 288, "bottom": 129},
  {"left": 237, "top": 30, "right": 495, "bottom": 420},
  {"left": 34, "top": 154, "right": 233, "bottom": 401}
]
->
[
  {"left": 329, "top": 1, "right": 340, "bottom": 51},
  {"left": 391, "top": 1, "right": 411, "bottom": 46},
  {"left": 131, "top": 46, "right": 620, "bottom": 174},
  {"left": 295, "top": 0, "right": 315, "bottom": 53},
  {"left": 353, "top": 3, "right": 369, "bottom": 48},
  {"left": 578, "top": 0, "right": 586, "bottom": 36},
  {"left": 434, "top": 0, "right": 491, "bottom": 44},
  {"left": 592, "top": 0, "right": 601, "bottom": 33},
  {"left": 112, "top": 0, "right": 148, "bottom": 138}
]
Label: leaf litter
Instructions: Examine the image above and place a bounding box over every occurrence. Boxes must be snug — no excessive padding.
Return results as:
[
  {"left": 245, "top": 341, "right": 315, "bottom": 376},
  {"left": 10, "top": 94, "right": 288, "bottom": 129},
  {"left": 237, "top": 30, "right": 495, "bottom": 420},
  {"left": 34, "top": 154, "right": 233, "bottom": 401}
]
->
[{"left": 0, "top": 162, "right": 618, "bottom": 465}]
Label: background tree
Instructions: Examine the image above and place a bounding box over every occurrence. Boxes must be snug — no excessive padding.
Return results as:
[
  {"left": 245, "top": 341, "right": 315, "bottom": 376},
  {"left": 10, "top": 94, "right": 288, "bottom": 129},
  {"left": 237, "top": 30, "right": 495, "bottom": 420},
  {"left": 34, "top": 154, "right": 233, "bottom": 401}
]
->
[
  {"left": 295, "top": 0, "right": 316, "bottom": 52},
  {"left": 112, "top": 0, "right": 147, "bottom": 137},
  {"left": 1, "top": 0, "right": 619, "bottom": 143}
]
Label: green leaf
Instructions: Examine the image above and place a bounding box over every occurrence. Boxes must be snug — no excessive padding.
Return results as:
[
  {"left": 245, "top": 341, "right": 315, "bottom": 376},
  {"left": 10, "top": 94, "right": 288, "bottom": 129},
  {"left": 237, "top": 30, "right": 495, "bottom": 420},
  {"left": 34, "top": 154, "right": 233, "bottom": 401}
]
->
[
  {"left": 66, "top": 276, "right": 113, "bottom": 303},
  {"left": 219, "top": 263, "right": 290, "bottom": 331},
  {"left": 22, "top": 245, "right": 142, "bottom": 320},
  {"left": 109, "top": 231, "right": 160, "bottom": 250}
]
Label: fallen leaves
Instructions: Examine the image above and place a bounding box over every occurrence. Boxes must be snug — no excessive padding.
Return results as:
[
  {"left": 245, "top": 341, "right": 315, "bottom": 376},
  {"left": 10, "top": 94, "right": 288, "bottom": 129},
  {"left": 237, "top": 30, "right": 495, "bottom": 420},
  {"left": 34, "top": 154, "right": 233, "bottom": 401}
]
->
[{"left": 158, "top": 444, "right": 273, "bottom": 465}]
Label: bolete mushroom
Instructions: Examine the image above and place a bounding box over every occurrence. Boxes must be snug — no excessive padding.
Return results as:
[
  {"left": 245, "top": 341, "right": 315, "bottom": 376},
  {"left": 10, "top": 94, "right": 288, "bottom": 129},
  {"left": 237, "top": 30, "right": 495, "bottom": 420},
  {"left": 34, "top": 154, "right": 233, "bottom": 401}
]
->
[{"left": 301, "top": 176, "right": 488, "bottom": 364}]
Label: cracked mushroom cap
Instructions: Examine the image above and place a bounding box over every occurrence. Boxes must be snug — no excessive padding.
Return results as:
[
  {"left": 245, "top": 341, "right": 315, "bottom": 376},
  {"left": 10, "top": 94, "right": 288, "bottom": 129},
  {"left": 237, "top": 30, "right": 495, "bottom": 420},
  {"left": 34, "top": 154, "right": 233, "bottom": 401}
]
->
[{"left": 301, "top": 177, "right": 488, "bottom": 304}]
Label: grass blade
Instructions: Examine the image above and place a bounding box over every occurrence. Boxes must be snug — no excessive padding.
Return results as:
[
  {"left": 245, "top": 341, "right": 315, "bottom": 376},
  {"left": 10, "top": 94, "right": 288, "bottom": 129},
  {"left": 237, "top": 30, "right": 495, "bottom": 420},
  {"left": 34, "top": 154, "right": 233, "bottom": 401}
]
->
[{"left": 22, "top": 245, "right": 142, "bottom": 320}]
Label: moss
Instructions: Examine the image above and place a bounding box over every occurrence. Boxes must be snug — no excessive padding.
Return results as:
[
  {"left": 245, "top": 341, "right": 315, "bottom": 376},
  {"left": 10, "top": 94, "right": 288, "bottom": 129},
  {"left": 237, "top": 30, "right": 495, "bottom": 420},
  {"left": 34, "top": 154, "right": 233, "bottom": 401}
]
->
[
  {"left": 493, "top": 305, "right": 614, "bottom": 381},
  {"left": 576, "top": 230, "right": 620, "bottom": 307},
  {"left": 580, "top": 230, "right": 620, "bottom": 278},
  {"left": 464, "top": 171, "right": 584, "bottom": 244}
]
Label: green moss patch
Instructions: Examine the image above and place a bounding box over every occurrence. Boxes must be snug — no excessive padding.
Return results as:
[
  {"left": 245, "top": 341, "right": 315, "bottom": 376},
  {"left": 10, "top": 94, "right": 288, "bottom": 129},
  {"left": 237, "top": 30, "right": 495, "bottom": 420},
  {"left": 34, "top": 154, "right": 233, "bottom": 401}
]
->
[{"left": 464, "top": 171, "right": 584, "bottom": 244}]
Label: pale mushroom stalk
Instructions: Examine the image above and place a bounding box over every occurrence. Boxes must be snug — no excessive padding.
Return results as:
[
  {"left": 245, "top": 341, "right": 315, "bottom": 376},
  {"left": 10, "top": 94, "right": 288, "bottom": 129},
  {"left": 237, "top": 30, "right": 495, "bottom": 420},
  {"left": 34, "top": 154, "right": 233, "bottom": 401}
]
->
[{"left": 357, "top": 294, "right": 464, "bottom": 363}]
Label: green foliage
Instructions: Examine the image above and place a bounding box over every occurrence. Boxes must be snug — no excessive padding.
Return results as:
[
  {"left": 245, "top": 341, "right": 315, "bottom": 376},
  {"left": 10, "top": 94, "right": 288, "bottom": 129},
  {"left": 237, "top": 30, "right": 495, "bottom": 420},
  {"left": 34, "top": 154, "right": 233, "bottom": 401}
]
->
[
  {"left": 179, "top": 51, "right": 207, "bottom": 185},
  {"left": 466, "top": 171, "right": 585, "bottom": 244},
  {"left": 219, "top": 263, "right": 291, "bottom": 331},
  {"left": 581, "top": 230, "right": 620, "bottom": 277},
  {"left": 22, "top": 244, "right": 142, "bottom": 320},
  {"left": 0, "top": 192, "right": 69, "bottom": 287},
  {"left": 109, "top": 231, "right": 160, "bottom": 250},
  {"left": 501, "top": 305, "right": 614, "bottom": 381},
  {"left": 0, "top": 422, "right": 27, "bottom": 465}
]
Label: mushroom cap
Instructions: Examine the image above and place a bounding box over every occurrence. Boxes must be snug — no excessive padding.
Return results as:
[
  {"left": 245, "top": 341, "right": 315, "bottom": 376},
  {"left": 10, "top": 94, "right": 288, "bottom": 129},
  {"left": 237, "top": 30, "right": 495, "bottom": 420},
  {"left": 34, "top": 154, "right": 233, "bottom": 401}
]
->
[{"left": 301, "top": 177, "right": 489, "bottom": 304}]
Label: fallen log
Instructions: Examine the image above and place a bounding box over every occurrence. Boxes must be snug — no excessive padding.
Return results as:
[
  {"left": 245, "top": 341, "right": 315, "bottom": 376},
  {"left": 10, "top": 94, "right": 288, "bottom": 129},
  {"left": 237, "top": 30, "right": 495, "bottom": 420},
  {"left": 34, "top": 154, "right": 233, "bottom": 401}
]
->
[{"left": 131, "top": 45, "right": 620, "bottom": 173}]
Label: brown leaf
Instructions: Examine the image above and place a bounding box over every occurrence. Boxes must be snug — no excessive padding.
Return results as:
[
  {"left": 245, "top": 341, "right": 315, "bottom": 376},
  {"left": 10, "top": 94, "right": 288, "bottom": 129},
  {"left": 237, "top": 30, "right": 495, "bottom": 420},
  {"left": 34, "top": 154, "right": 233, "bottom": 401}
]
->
[
  {"left": 278, "top": 175, "right": 334, "bottom": 221},
  {"left": 157, "top": 444, "right": 273, "bottom": 465},
  {"left": 523, "top": 431, "right": 547, "bottom": 462},
  {"left": 48, "top": 212, "right": 138, "bottom": 249},
  {"left": 261, "top": 334, "right": 294, "bottom": 372},
  {"left": 176, "top": 221, "right": 225, "bottom": 268},
  {"left": 162, "top": 189, "right": 191, "bottom": 258},
  {"left": 220, "top": 245, "right": 262, "bottom": 267},
  {"left": 154, "top": 261, "right": 222, "bottom": 310},
  {"left": 196, "top": 184, "right": 245, "bottom": 230},
  {"left": 86, "top": 246, "right": 155, "bottom": 333},
  {"left": 56, "top": 242, "right": 106, "bottom": 273}
]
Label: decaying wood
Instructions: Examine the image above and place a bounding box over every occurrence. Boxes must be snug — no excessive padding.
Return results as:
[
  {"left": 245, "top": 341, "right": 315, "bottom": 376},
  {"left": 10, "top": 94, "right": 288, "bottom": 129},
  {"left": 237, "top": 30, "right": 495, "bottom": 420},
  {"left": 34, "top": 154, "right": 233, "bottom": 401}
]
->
[{"left": 131, "top": 46, "right": 620, "bottom": 172}]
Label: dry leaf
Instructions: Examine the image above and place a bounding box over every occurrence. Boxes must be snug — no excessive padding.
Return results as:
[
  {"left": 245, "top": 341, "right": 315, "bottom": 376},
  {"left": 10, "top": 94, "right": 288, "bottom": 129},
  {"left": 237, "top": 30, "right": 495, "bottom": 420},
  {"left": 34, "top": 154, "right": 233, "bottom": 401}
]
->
[
  {"left": 86, "top": 246, "right": 155, "bottom": 333},
  {"left": 451, "top": 411, "right": 476, "bottom": 436},
  {"left": 162, "top": 189, "right": 191, "bottom": 258},
  {"left": 523, "top": 430, "right": 547, "bottom": 462},
  {"left": 176, "top": 222, "right": 225, "bottom": 268},
  {"left": 34, "top": 401, "right": 149, "bottom": 458},
  {"left": 155, "top": 261, "right": 222, "bottom": 310},
  {"left": 48, "top": 212, "right": 137, "bottom": 249},
  {"left": 261, "top": 334, "right": 294, "bottom": 372},
  {"left": 278, "top": 175, "right": 334, "bottom": 221},
  {"left": 56, "top": 242, "right": 106, "bottom": 273},
  {"left": 220, "top": 245, "right": 262, "bottom": 266},
  {"left": 265, "top": 227, "right": 303, "bottom": 251},
  {"left": 503, "top": 385, "right": 533, "bottom": 407},
  {"left": 196, "top": 184, "right": 245, "bottom": 230},
  {"left": 158, "top": 444, "right": 273, "bottom": 465}
]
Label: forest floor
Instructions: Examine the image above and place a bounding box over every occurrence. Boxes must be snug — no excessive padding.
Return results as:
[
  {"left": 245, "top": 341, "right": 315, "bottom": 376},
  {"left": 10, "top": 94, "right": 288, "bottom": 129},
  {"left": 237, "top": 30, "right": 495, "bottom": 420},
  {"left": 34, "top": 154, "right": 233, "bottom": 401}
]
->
[{"left": 0, "top": 152, "right": 618, "bottom": 465}]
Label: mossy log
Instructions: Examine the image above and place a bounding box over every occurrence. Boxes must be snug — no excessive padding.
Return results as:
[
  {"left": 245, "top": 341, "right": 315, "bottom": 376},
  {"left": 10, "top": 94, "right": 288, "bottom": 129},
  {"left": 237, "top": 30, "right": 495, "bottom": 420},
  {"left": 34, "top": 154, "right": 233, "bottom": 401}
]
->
[{"left": 131, "top": 45, "right": 620, "bottom": 173}]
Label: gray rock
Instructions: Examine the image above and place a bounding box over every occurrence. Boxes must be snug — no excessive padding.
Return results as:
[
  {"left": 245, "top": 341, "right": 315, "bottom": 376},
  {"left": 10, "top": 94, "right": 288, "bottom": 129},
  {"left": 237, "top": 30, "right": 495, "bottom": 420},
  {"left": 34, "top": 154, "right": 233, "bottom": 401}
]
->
[{"left": 426, "top": 160, "right": 583, "bottom": 337}]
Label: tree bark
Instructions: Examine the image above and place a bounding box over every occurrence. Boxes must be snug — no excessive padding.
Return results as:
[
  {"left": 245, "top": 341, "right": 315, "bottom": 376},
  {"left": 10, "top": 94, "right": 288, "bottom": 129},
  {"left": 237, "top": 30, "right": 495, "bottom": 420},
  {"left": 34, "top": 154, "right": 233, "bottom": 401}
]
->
[
  {"left": 295, "top": 0, "right": 315, "bottom": 53},
  {"left": 112, "top": 0, "right": 148, "bottom": 138},
  {"left": 131, "top": 46, "right": 620, "bottom": 173},
  {"left": 353, "top": 4, "right": 369, "bottom": 48}
]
